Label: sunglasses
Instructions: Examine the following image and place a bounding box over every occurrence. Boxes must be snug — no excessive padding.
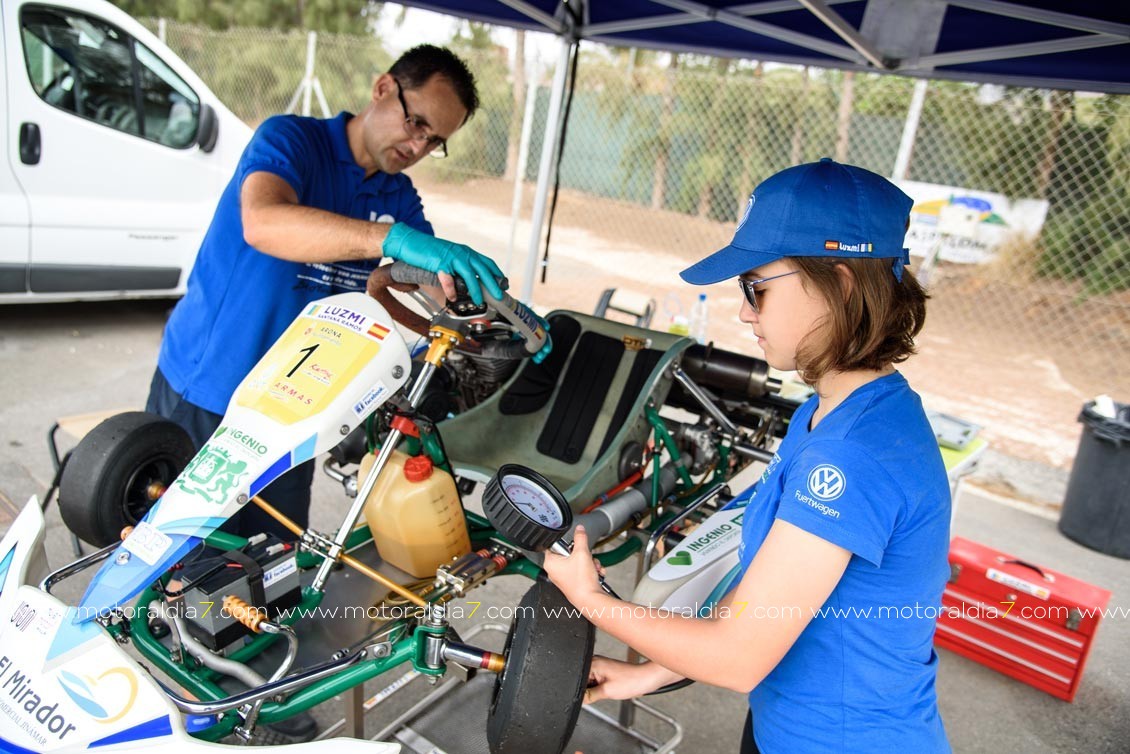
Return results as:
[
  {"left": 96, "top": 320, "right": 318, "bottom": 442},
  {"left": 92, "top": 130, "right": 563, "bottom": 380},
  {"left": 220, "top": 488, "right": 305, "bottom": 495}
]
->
[{"left": 737, "top": 270, "right": 799, "bottom": 314}]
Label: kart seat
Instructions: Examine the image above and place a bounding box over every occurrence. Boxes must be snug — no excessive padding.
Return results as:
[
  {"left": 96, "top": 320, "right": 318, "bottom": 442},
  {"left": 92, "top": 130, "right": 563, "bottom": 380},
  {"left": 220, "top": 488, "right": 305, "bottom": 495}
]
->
[{"left": 439, "top": 311, "right": 694, "bottom": 512}]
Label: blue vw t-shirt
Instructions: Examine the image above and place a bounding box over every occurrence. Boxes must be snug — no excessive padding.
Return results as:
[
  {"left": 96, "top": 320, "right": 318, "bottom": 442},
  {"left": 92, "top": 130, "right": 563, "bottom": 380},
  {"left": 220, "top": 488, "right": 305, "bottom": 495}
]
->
[
  {"left": 158, "top": 112, "right": 433, "bottom": 414},
  {"left": 737, "top": 372, "right": 951, "bottom": 753}
]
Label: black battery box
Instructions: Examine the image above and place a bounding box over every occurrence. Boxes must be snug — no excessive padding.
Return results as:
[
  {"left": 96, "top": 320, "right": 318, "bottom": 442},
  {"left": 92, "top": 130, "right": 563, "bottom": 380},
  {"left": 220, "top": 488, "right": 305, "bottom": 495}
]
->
[{"left": 179, "top": 534, "right": 302, "bottom": 650}]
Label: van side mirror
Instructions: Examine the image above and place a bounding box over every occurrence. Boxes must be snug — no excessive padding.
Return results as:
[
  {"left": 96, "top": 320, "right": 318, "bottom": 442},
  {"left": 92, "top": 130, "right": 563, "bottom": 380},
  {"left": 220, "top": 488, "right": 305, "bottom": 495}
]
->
[{"left": 196, "top": 103, "right": 219, "bottom": 153}]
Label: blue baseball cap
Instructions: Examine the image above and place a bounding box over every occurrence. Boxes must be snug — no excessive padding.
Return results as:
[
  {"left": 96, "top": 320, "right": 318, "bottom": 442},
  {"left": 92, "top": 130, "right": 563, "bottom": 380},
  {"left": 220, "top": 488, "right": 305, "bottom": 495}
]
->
[{"left": 680, "top": 158, "right": 914, "bottom": 284}]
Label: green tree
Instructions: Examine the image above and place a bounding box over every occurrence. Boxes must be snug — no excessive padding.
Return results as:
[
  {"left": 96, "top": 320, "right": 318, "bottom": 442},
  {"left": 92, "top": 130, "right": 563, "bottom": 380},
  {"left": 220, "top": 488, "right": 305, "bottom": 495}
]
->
[
  {"left": 914, "top": 83, "right": 1054, "bottom": 197},
  {"left": 584, "top": 49, "right": 676, "bottom": 209},
  {"left": 424, "top": 22, "right": 511, "bottom": 180},
  {"left": 111, "top": 0, "right": 379, "bottom": 33},
  {"left": 1038, "top": 95, "right": 1130, "bottom": 295},
  {"left": 731, "top": 65, "right": 836, "bottom": 218}
]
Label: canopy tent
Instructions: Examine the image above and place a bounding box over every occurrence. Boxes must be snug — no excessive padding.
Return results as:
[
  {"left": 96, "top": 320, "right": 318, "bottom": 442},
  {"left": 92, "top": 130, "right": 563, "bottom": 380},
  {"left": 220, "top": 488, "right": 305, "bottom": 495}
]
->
[
  {"left": 394, "top": 1, "right": 1130, "bottom": 299},
  {"left": 404, "top": 1, "right": 1130, "bottom": 93}
]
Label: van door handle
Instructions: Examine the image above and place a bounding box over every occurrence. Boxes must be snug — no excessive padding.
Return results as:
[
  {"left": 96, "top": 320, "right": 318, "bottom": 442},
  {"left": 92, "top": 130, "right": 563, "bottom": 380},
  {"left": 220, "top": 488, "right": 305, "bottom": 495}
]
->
[{"left": 20, "top": 123, "right": 41, "bottom": 165}]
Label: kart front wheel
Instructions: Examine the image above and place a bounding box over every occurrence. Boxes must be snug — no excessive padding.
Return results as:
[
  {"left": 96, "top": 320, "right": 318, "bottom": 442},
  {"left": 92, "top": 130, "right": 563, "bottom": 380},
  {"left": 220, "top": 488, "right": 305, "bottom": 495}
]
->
[
  {"left": 487, "top": 580, "right": 595, "bottom": 754},
  {"left": 59, "top": 411, "right": 195, "bottom": 547}
]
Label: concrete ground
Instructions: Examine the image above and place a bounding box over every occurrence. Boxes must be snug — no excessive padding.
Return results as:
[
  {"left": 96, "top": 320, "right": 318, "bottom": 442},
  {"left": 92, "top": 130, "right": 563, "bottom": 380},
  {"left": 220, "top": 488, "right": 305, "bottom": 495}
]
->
[{"left": 1, "top": 299, "right": 1127, "bottom": 752}]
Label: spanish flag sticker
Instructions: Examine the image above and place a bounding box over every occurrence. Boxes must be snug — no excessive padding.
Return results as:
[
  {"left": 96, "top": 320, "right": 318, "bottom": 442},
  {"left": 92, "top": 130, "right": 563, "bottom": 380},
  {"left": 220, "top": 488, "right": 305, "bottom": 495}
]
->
[
  {"left": 824, "top": 240, "right": 839, "bottom": 251},
  {"left": 367, "top": 322, "right": 390, "bottom": 340}
]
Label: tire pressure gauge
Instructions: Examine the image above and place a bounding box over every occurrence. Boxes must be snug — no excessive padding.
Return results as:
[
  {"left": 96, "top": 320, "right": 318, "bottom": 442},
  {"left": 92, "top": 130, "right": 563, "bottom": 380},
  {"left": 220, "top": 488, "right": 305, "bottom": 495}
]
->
[
  {"left": 482, "top": 464, "right": 620, "bottom": 598},
  {"left": 482, "top": 465, "right": 572, "bottom": 552}
]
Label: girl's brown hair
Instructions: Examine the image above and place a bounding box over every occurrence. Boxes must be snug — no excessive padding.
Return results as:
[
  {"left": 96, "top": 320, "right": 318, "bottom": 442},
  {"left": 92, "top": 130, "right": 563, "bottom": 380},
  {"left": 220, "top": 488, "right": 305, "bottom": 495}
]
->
[{"left": 792, "top": 257, "right": 928, "bottom": 384}]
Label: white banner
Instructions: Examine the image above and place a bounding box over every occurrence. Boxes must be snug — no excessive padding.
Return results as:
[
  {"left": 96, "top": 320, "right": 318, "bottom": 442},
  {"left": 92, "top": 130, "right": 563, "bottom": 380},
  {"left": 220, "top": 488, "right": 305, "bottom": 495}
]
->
[{"left": 897, "top": 180, "right": 1050, "bottom": 264}]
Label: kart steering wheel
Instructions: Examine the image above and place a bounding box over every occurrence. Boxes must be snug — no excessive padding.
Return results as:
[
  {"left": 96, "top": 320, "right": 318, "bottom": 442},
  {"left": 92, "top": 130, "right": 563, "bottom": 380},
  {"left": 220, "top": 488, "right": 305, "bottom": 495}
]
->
[{"left": 366, "top": 261, "right": 547, "bottom": 360}]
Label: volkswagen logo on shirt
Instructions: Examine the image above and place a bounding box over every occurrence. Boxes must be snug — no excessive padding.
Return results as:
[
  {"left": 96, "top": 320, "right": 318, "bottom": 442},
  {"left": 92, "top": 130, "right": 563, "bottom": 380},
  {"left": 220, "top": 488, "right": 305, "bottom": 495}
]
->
[{"left": 807, "top": 465, "right": 846, "bottom": 501}]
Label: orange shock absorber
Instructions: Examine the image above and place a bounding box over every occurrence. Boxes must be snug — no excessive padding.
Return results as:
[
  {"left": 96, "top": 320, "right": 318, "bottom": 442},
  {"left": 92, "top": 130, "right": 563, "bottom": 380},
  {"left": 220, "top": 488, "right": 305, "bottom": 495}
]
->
[{"left": 223, "top": 595, "right": 265, "bottom": 634}]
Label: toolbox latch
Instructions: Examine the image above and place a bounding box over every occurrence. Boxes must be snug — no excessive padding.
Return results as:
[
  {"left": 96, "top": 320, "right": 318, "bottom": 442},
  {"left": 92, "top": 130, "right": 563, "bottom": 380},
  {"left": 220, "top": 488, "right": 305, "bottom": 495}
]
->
[
  {"left": 948, "top": 563, "right": 962, "bottom": 583},
  {"left": 1066, "top": 607, "right": 1083, "bottom": 632}
]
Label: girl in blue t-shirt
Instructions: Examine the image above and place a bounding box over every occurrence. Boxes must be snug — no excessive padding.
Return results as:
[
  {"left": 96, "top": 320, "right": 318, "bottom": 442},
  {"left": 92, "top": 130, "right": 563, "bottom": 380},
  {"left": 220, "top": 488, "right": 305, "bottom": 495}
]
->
[{"left": 544, "top": 159, "right": 952, "bottom": 753}]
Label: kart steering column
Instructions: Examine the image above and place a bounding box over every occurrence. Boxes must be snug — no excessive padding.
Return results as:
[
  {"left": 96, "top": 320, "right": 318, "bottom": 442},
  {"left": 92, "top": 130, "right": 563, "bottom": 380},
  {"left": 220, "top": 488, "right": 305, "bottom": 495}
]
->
[{"left": 309, "top": 325, "right": 465, "bottom": 594}]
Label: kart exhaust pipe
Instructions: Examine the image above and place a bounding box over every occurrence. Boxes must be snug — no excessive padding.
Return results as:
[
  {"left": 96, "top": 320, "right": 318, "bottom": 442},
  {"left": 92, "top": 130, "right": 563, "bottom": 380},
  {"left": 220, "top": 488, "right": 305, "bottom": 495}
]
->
[
  {"left": 680, "top": 344, "right": 779, "bottom": 399},
  {"left": 570, "top": 454, "right": 689, "bottom": 544}
]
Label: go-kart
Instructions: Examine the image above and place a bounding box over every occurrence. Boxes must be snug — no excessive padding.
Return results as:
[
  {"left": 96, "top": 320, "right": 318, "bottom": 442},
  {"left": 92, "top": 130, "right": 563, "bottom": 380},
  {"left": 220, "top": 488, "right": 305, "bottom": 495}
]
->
[{"left": 0, "top": 264, "right": 797, "bottom": 753}]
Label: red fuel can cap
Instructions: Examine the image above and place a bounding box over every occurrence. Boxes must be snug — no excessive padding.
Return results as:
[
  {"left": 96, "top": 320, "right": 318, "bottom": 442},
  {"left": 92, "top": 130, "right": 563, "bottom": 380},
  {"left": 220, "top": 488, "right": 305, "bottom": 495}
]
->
[{"left": 403, "top": 455, "right": 434, "bottom": 482}]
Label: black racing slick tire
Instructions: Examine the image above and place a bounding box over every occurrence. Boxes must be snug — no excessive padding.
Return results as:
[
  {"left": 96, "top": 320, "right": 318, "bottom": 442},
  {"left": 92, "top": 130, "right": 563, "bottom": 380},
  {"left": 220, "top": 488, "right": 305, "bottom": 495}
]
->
[
  {"left": 59, "top": 411, "right": 195, "bottom": 547},
  {"left": 487, "top": 580, "right": 596, "bottom": 754}
]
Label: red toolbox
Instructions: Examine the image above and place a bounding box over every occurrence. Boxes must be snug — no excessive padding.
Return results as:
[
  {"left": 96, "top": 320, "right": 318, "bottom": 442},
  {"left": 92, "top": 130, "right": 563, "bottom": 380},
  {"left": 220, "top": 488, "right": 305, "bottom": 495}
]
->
[{"left": 934, "top": 537, "right": 1111, "bottom": 702}]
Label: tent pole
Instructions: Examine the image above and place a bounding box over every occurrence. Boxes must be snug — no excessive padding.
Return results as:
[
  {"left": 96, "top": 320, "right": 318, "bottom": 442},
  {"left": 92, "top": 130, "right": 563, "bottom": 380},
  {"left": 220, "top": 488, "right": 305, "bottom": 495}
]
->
[
  {"left": 505, "top": 72, "right": 539, "bottom": 277},
  {"left": 892, "top": 79, "right": 929, "bottom": 181},
  {"left": 520, "top": 35, "right": 574, "bottom": 304},
  {"left": 303, "top": 31, "right": 317, "bottom": 116}
]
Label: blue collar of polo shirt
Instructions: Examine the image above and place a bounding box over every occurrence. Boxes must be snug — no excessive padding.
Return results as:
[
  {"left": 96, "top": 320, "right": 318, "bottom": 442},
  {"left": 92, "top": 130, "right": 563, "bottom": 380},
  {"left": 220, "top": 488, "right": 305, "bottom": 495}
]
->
[
  {"left": 329, "top": 111, "right": 396, "bottom": 194},
  {"left": 329, "top": 112, "right": 357, "bottom": 165}
]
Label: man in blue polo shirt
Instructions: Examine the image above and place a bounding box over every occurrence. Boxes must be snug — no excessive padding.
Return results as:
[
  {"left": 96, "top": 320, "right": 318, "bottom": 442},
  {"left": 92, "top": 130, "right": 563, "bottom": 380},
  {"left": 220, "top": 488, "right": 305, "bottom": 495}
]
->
[{"left": 147, "top": 45, "right": 505, "bottom": 545}]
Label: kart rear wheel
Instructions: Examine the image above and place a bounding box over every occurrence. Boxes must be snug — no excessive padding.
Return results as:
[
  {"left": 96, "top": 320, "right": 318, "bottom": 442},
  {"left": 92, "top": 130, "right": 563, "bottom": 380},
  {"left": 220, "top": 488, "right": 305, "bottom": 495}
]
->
[
  {"left": 59, "top": 412, "right": 195, "bottom": 547},
  {"left": 487, "top": 580, "right": 595, "bottom": 754}
]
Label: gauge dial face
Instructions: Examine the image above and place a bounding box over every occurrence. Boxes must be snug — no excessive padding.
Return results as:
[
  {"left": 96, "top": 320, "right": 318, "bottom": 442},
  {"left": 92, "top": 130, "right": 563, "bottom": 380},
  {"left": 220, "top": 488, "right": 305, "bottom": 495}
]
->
[{"left": 501, "top": 472, "right": 566, "bottom": 529}]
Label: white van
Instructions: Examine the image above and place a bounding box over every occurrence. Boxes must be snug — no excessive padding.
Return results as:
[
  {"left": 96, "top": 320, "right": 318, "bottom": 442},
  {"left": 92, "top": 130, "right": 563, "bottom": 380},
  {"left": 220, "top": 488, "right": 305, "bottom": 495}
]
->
[{"left": 1, "top": 0, "right": 250, "bottom": 302}]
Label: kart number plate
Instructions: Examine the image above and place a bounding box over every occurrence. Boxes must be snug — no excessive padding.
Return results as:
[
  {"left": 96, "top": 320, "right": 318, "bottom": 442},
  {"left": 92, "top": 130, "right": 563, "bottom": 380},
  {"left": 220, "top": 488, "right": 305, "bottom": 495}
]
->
[
  {"left": 234, "top": 305, "right": 385, "bottom": 426},
  {"left": 122, "top": 521, "right": 173, "bottom": 566}
]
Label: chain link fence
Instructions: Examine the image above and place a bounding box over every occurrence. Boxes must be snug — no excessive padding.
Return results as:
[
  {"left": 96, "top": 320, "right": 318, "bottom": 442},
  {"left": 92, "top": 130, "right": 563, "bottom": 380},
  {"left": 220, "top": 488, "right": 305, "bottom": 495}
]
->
[
  {"left": 149, "top": 18, "right": 1129, "bottom": 477},
  {"left": 146, "top": 20, "right": 392, "bottom": 124}
]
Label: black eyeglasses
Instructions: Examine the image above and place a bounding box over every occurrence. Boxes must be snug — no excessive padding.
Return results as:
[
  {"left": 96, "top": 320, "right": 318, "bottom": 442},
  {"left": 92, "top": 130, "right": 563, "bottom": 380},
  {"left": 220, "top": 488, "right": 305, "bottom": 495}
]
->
[
  {"left": 393, "top": 78, "right": 448, "bottom": 159},
  {"left": 738, "top": 270, "right": 799, "bottom": 314}
]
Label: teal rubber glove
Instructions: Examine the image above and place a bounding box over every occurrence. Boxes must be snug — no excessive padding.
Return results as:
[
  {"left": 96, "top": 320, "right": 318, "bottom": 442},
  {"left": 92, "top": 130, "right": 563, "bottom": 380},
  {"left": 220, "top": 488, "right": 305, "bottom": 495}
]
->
[
  {"left": 382, "top": 223, "right": 505, "bottom": 306},
  {"left": 532, "top": 314, "right": 552, "bottom": 364}
]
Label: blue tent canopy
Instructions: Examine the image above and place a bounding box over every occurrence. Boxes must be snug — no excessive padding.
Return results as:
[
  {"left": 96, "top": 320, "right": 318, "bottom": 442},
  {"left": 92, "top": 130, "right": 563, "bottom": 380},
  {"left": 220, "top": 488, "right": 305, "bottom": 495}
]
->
[{"left": 402, "top": 1, "right": 1129, "bottom": 94}]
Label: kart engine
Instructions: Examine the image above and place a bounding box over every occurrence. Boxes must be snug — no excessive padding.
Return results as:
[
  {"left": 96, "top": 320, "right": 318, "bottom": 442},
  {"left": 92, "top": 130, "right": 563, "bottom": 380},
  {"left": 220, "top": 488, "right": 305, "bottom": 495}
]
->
[{"left": 443, "top": 350, "right": 521, "bottom": 413}]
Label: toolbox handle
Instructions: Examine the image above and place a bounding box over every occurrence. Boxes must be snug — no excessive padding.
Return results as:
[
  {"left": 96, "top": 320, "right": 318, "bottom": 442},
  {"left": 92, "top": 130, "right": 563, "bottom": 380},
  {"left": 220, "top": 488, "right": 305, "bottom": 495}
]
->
[{"left": 997, "top": 556, "right": 1055, "bottom": 582}]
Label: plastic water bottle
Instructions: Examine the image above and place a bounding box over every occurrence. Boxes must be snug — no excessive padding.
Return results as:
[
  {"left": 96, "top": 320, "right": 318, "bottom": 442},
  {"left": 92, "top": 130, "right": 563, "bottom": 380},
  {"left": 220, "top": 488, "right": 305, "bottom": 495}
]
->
[{"left": 690, "top": 293, "right": 709, "bottom": 343}]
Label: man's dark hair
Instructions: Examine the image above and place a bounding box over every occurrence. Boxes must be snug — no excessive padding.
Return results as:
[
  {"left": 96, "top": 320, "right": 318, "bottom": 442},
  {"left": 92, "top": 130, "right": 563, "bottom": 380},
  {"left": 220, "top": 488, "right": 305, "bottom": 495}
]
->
[{"left": 389, "top": 45, "right": 479, "bottom": 121}]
